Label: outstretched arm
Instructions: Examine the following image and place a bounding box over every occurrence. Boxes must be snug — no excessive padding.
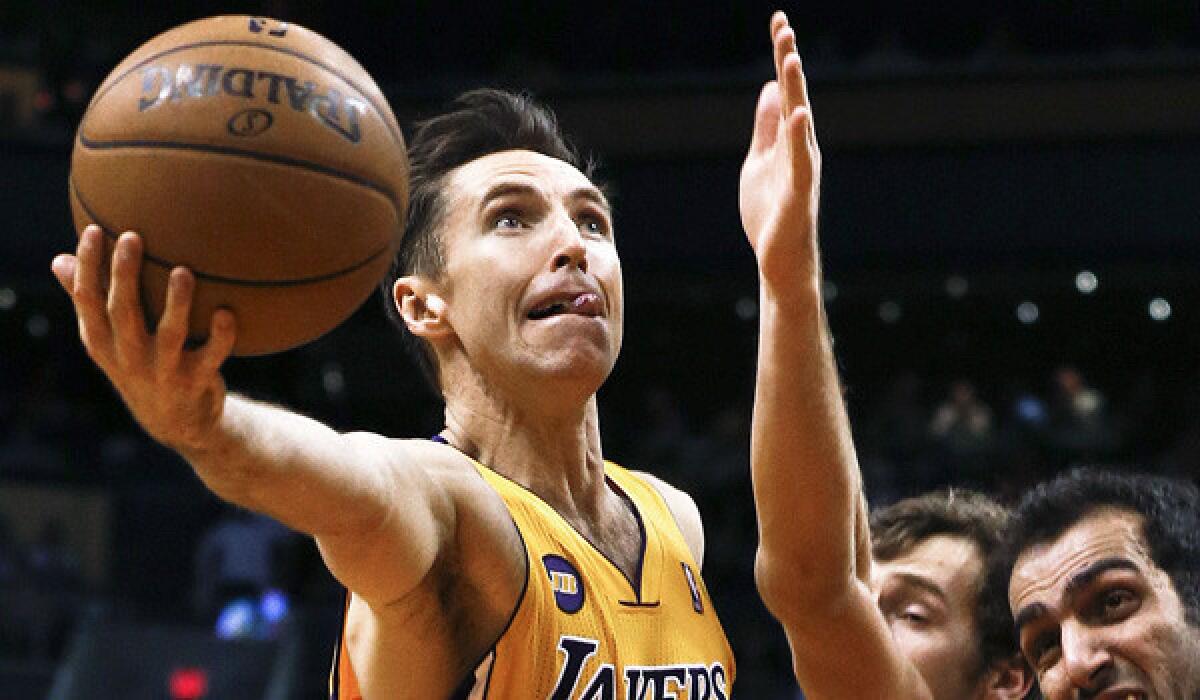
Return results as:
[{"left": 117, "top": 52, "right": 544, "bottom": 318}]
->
[
  {"left": 741, "top": 12, "right": 928, "bottom": 698},
  {"left": 50, "top": 229, "right": 462, "bottom": 605}
]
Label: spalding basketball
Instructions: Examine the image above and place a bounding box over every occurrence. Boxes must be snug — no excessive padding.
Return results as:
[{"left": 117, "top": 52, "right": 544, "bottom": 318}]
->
[{"left": 70, "top": 15, "right": 408, "bottom": 355}]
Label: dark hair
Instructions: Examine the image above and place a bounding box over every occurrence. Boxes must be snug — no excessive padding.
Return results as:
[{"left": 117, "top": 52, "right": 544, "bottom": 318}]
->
[
  {"left": 380, "top": 88, "right": 596, "bottom": 395},
  {"left": 871, "top": 489, "right": 1020, "bottom": 672},
  {"left": 996, "top": 467, "right": 1200, "bottom": 625}
]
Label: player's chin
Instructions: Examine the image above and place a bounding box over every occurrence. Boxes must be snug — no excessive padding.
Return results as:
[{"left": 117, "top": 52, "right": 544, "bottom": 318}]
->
[{"left": 526, "top": 339, "right": 617, "bottom": 386}]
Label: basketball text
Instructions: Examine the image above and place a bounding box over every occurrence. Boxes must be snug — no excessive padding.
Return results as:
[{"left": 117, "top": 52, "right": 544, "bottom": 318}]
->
[{"left": 136, "top": 63, "right": 368, "bottom": 143}]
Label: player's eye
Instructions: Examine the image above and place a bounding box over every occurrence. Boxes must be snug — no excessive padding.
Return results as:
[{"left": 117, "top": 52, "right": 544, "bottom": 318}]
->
[
  {"left": 1096, "top": 588, "right": 1139, "bottom": 623},
  {"left": 493, "top": 211, "right": 525, "bottom": 230},
  {"left": 578, "top": 214, "right": 609, "bottom": 237},
  {"left": 1024, "top": 632, "right": 1061, "bottom": 671}
]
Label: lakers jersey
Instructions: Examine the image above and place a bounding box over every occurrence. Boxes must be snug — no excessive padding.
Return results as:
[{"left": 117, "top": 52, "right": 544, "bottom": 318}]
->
[{"left": 332, "top": 460, "right": 735, "bottom": 699}]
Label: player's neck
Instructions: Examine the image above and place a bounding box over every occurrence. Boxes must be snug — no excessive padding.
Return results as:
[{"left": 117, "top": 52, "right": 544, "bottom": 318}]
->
[{"left": 441, "top": 389, "right": 609, "bottom": 520}]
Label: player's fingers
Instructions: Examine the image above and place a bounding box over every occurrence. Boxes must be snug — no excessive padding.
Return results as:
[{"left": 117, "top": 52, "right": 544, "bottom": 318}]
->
[
  {"left": 51, "top": 254, "right": 77, "bottom": 294},
  {"left": 772, "top": 25, "right": 797, "bottom": 112},
  {"left": 788, "top": 107, "right": 820, "bottom": 186},
  {"left": 748, "top": 81, "right": 782, "bottom": 156},
  {"left": 72, "top": 226, "right": 114, "bottom": 356},
  {"left": 782, "top": 51, "right": 809, "bottom": 117},
  {"left": 108, "top": 232, "right": 150, "bottom": 361},
  {"left": 194, "top": 308, "right": 236, "bottom": 376},
  {"left": 74, "top": 226, "right": 108, "bottom": 313},
  {"left": 770, "top": 10, "right": 789, "bottom": 40},
  {"left": 155, "top": 266, "right": 194, "bottom": 368}
]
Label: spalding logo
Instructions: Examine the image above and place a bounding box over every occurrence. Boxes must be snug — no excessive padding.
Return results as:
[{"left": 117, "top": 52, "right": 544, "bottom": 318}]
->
[
  {"left": 227, "top": 107, "right": 273, "bottom": 136},
  {"left": 543, "top": 554, "right": 585, "bottom": 614},
  {"left": 136, "top": 63, "right": 368, "bottom": 143}
]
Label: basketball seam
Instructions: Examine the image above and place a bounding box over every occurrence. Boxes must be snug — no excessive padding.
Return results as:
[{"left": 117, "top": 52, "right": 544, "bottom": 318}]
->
[
  {"left": 77, "top": 133, "right": 399, "bottom": 206},
  {"left": 88, "top": 37, "right": 404, "bottom": 149},
  {"left": 69, "top": 176, "right": 390, "bottom": 288}
]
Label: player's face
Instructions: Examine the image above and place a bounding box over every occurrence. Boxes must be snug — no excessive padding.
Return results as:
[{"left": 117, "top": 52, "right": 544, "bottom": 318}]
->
[
  {"left": 872, "top": 534, "right": 990, "bottom": 700},
  {"left": 1010, "top": 509, "right": 1200, "bottom": 700},
  {"left": 436, "top": 149, "right": 623, "bottom": 397}
]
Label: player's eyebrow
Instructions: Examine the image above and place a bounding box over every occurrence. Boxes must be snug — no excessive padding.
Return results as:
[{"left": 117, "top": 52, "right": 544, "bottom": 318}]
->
[
  {"left": 480, "top": 182, "right": 611, "bottom": 215},
  {"left": 1012, "top": 601, "right": 1047, "bottom": 639},
  {"left": 1012, "top": 557, "right": 1140, "bottom": 638},
  {"left": 890, "top": 572, "right": 948, "bottom": 602},
  {"left": 569, "top": 186, "right": 612, "bottom": 215},
  {"left": 1063, "top": 557, "right": 1140, "bottom": 599}
]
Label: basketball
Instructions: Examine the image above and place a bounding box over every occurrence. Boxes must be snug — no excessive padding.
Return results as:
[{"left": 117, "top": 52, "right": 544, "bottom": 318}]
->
[{"left": 69, "top": 15, "right": 408, "bottom": 356}]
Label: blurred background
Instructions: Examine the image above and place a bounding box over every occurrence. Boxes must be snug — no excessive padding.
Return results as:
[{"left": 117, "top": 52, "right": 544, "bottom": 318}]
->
[{"left": 3, "top": 0, "right": 1200, "bottom": 697}]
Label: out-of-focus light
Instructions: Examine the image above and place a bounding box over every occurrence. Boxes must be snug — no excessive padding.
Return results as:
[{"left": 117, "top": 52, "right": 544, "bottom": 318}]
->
[
  {"left": 734, "top": 296, "right": 758, "bottom": 321},
  {"left": 62, "top": 79, "right": 87, "bottom": 103},
  {"left": 26, "top": 314, "right": 49, "bottom": 338},
  {"left": 1016, "top": 301, "right": 1039, "bottom": 324},
  {"left": 322, "top": 362, "right": 346, "bottom": 397},
  {"left": 0, "top": 288, "right": 16, "bottom": 311},
  {"left": 1075, "top": 270, "right": 1098, "bottom": 295},
  {"left": 168, "top": 667, "right": 209, "bottom": 700},
  {"left": 822, "top": 280, "right": 839, "bottom": 302},
  {"left": 1149, "top": 297, "right": 1172, "bottom": 322},
  {"left": 945, "top": 275, "right": 968, "bottom": 299},
  {"left": 878, "top": 301, "right": 902, "bottom": 324},
  {"left": 215, "top": 598, "right": 258, "bottom": 640},
  {"left": 33, "top": 89, "right": 54, "bottom": 112}
]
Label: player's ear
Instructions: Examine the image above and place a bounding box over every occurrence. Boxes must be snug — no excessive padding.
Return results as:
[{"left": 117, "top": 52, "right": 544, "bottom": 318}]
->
[
  {"left": 980, "top": 653, "right": 1034, "bottom": 700},
  {"left": 395, "top": 275, "right": 452, "bottom": 340}
]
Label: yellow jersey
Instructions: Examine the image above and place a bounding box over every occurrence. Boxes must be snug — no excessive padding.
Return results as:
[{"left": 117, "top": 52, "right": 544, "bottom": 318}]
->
[{"left": 332, "top": 460, "right": 735, "bottom": 700}]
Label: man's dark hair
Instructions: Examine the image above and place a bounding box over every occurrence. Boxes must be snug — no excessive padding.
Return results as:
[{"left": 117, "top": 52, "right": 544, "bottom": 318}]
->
[
  {"left": 871, "top": 489, "right": 1019, "bottom": 673},
  {"left": 996, "top": 467, "right": 1200, "bottom": 626},
  {"left": 380, "top": 88, "right": 596, "bottom": 395}
]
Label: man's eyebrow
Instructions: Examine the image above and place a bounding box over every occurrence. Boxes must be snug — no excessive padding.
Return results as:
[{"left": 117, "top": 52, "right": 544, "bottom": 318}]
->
[
  {"left": 570, "top": 186, "right": 612, "bottom": 214},
  {"left": 890, "top": 572, "right": 948, "bottom": 601},
  {"left": 1063, "top": 557, "right": 1140, "bottom": 599},
  {"left": 479, "top": 182, "right": 611, "bottom": 215},
  {"left": 481, "top": 182, "right": 540, "bottom": 208},
  {"left": 1011, "top": 557, "right": 1140, "bottom": 638},
  {"left": 1012, "top": 601, "right": 1047, "bottom": 639}
]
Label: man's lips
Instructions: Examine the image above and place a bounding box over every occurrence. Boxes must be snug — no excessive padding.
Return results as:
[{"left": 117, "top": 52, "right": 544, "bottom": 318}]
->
[{"left": 527, "top": 291, "right": 603, "bottom": 320}]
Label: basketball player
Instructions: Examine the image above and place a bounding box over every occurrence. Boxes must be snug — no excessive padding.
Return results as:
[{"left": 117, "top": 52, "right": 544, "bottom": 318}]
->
[
  {"left": 745, "top": 13, "right": 1032, "bottom": 700},
  {"left": 46, "top": 12, "right": 827, "bottom": 700},
  {"left": 1002, "top": 468, "right": 1200, "bottom": 700}
]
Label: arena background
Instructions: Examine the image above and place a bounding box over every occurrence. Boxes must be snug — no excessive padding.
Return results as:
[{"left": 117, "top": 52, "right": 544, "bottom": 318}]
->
[{"left": 2, "top": 1, "right": 1199, "bottom": 697}]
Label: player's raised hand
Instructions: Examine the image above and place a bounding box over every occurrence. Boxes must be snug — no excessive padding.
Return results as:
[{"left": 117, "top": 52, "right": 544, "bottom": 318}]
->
[
  {"left": 51, "top": 225, "right": 237, "bottom": 451},
  {"left": 740, "top": 11, "right": 822, "bottom": 292}
]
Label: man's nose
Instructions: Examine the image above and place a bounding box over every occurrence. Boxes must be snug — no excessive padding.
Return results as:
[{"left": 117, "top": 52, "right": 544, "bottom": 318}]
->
[
  {"left": 1061, "top": 622, "right": 1115, "bottom": 696},
  {"left": 550, "top": 216, "right": 588, "bottom": 273}
]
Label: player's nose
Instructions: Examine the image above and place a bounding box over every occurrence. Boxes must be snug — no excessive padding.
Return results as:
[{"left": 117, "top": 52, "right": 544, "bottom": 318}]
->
[
  {"left": 549, "top": 213, "right": 588, "bottom": 273},
  {"left": 1061, "top": 623, "right": 1115, "bottom": 694}
]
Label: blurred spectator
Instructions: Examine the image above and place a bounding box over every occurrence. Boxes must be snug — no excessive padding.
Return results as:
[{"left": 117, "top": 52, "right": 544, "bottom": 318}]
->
[
  {"left": 927, "top": 379, "right": 996, "bottom": 486},
  {"left": 193, "top": 507, "right": 293, "bottom": 637},
  {"left": 23, "top": 518, "right": 83, "bottom": 659},
  {"left": 1046, "top": 365, "right": 1119, "bottom": 460}
]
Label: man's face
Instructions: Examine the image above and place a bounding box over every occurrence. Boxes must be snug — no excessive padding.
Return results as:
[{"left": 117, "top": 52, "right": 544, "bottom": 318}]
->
[
  {"left": 1009, "top": 509, "right": 1200, "bottom": 700},
  {"left": 432, "top": 149, "right": 623, "bottom": 397},
  {"left": 872, "top": 534, "right": 990, "bottom": 700}
]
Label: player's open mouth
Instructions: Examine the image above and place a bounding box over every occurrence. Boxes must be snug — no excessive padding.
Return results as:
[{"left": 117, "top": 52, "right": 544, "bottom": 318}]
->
[{"left": 527, "top": 292, "right": 603, "bottom": 320}]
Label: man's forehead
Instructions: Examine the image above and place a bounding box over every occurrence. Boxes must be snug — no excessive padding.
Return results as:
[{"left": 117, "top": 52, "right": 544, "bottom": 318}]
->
[
  {"left": 446, "top": 149, "right": 596, "bottom": 200},
  {"left": 873, "top": 534, "right": 984, "bottom": 593},
  {"left": 1010, "top": 508, "right": 1150, "bottom": 607}
]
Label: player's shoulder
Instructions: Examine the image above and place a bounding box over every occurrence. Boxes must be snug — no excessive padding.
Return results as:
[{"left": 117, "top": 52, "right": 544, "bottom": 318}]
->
[
  {"left": 341, "top": 432, "right": 502, "bottom": 501},
  {"left": 628, "top": 469, "right": 706, "bottom": 566}
]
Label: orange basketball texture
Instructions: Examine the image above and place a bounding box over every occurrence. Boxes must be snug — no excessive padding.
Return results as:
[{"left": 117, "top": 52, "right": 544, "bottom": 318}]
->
[{"left": 70, "top": 15, "right": 408, "bottom": 355}]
